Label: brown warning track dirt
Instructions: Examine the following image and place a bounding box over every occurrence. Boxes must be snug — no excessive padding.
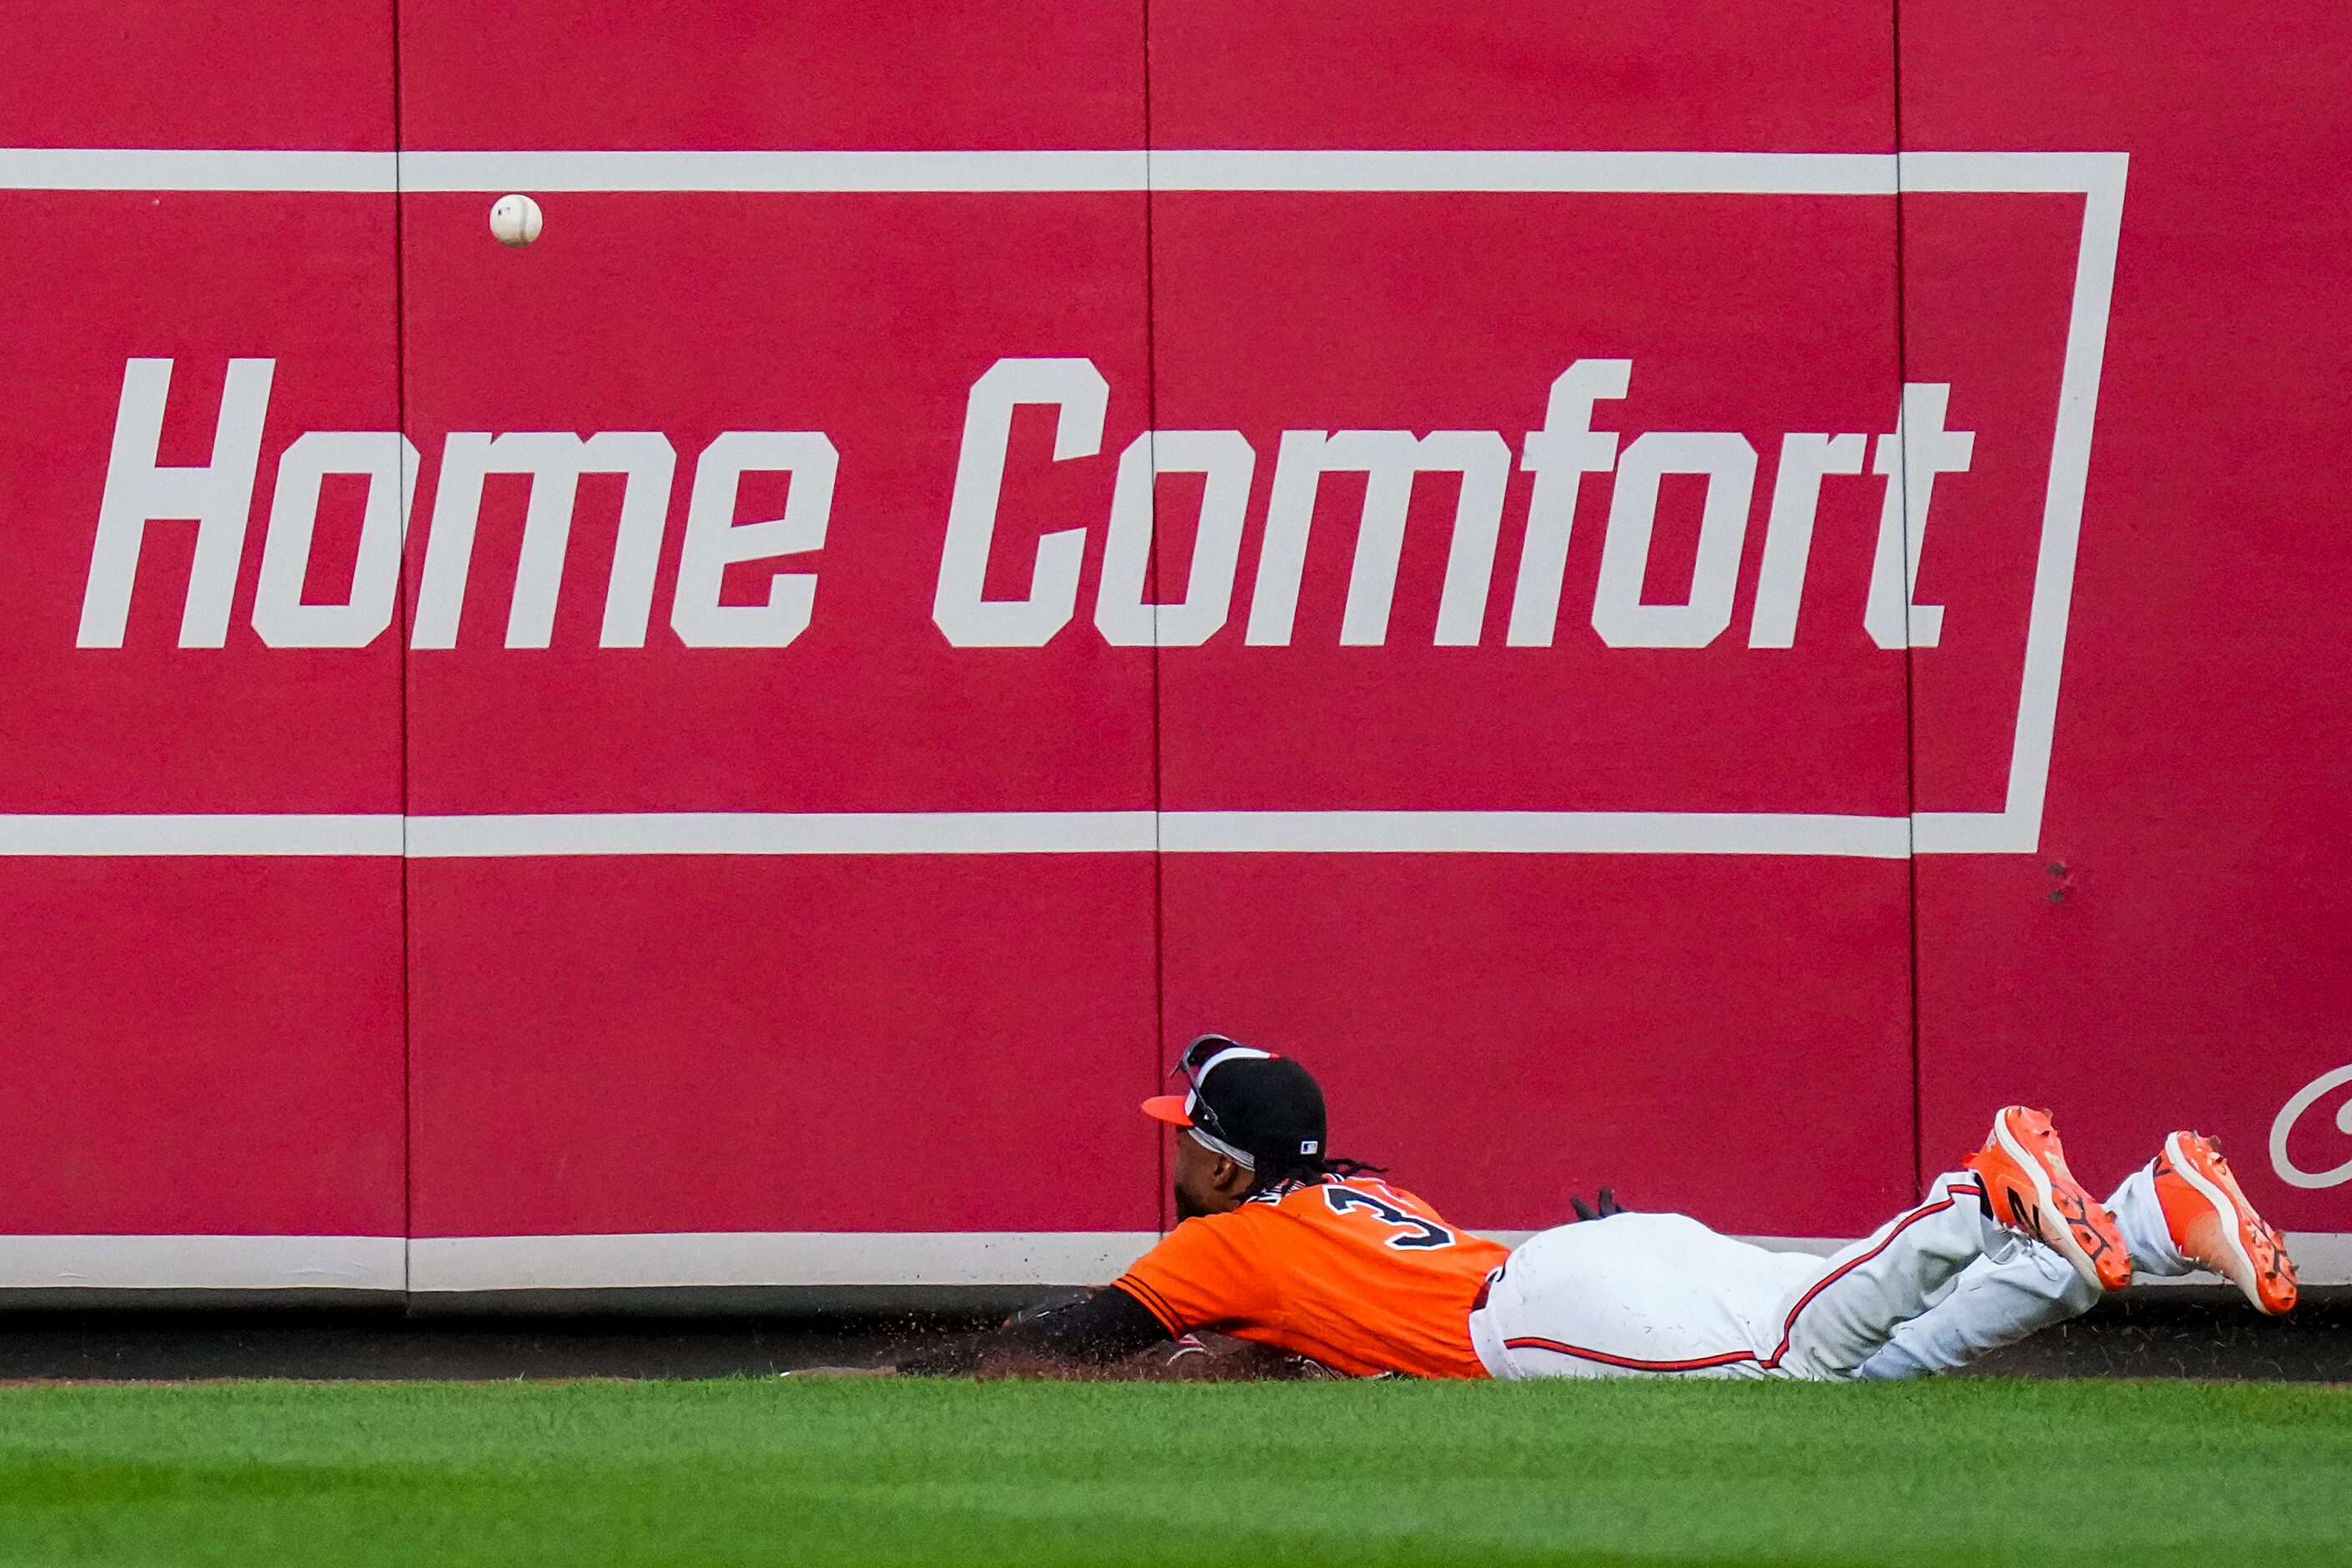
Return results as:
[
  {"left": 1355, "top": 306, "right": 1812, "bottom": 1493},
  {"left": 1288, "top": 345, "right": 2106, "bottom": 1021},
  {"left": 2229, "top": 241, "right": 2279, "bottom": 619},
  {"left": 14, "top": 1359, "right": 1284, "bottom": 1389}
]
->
[{"left": 0, "top": 1287, "right": 2339, "bottom": 1382}]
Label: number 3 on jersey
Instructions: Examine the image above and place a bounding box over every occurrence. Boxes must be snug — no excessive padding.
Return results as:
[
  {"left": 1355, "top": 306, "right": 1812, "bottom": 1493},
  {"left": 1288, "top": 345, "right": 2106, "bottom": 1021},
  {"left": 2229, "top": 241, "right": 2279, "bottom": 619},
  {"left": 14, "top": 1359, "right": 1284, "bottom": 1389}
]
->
[{"left": 1325, "top": 1185, "right": 1457, "bottom": 1249}]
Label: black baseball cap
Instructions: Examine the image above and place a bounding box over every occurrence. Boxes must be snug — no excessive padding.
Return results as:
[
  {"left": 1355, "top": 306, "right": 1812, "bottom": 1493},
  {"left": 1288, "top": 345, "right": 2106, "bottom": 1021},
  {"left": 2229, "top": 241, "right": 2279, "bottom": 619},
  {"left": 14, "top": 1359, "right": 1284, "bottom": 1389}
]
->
[{"left": 1141, "top": 1034, "right": 1328, "bottom": 1166}]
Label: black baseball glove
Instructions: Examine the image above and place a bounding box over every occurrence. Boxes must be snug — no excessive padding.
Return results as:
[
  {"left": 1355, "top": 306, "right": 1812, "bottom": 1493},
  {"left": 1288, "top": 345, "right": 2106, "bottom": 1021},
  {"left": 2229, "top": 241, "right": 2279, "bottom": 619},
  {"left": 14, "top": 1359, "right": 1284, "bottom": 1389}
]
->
[{"left": 1569, "top": 1186, "right": 1623, "bottom": 1222}]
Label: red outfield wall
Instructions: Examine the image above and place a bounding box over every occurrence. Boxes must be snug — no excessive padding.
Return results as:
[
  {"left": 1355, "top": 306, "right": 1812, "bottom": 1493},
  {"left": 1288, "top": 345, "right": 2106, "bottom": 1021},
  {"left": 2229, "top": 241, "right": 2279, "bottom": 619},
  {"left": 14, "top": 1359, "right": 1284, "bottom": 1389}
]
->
[{"left": 0, "top": 2, "right": 2345, "bottom": 1295}]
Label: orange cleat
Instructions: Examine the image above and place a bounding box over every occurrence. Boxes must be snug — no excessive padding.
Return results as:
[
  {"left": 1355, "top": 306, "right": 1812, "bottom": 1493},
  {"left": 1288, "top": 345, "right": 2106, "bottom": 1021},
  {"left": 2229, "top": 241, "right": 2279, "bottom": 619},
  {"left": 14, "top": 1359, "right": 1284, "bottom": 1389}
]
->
[
  {"left": 1965, "top": 1106, "right": 2132, "bottom": 1292},
  {"left": 2153, "top": 1132, "right": 2299, "bottom": 1315}
]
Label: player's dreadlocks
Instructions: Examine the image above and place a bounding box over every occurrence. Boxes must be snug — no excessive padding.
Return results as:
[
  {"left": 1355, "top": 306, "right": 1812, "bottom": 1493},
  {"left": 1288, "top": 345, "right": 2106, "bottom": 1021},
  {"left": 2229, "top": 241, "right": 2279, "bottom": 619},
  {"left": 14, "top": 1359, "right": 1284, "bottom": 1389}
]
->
[{"left": 1249, "top": 1149, "right": 1387, "bottom": 1193}]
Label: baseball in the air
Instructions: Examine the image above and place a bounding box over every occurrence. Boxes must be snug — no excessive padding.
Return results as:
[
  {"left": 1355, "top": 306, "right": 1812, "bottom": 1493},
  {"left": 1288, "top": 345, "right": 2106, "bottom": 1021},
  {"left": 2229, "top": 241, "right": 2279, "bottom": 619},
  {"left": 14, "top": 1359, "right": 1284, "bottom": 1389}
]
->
[{"left": 489, "top": 194, "right": 544, "bottom": 246}]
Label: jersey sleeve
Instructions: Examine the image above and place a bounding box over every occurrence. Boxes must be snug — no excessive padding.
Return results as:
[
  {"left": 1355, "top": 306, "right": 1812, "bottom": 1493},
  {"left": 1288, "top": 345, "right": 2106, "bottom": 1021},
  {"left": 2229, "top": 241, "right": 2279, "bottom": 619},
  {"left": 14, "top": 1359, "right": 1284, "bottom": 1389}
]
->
[
  {"left": 1110, "top": 1211, "right": 1277, "bottom": 1336},
  {"left": 893, "top": 1286, "right": 1168, "bottom": 1375}
]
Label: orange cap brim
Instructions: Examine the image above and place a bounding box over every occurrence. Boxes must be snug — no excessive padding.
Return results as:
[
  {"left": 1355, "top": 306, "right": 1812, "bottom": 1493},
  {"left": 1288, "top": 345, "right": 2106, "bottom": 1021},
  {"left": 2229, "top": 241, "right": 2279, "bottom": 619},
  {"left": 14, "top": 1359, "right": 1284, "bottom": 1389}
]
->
[{"left": 1141, "top": 1094, "right": 1193, "bottom": 1127}]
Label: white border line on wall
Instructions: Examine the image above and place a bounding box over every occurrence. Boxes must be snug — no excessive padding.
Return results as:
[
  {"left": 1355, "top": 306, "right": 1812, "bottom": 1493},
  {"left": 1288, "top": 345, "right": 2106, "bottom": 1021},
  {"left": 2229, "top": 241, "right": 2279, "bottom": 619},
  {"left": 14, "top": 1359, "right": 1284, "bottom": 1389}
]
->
[
  {"left": 2, "top": 148, "right": 1904, "bottom": 195},
  {"left": 0, "top": 148, "right": 2125, "bottom": 858},
  {"left": 0, "top": 812, "right": 1923, "bottom": 859},
  {"left": 0, "top": 814, "right": 407, "bottom": 857}
]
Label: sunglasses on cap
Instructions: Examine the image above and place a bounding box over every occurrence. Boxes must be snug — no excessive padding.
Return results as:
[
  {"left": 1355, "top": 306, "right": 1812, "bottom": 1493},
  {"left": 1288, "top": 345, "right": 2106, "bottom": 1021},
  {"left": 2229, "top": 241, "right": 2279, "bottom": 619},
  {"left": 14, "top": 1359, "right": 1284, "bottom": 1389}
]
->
[{"left": 1167, "top": 1033, "right": 1271, "bottom": 1145}]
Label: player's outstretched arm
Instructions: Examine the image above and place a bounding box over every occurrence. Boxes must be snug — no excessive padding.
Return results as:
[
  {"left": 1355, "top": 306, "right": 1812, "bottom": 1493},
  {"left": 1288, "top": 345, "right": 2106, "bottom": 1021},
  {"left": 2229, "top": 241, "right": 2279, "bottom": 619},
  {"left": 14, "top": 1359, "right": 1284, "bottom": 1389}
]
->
[{"left": 894, "top": 1286, "right": 1171, "bottom": 1378}]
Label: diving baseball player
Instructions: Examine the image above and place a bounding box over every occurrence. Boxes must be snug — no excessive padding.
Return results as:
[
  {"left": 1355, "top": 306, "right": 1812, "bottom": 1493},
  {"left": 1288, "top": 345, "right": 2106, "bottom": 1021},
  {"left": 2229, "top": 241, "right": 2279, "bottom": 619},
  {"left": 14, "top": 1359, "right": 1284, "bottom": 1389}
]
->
[{"left": 896, "top": 1034, "right": 2298, "bottom": 1380}]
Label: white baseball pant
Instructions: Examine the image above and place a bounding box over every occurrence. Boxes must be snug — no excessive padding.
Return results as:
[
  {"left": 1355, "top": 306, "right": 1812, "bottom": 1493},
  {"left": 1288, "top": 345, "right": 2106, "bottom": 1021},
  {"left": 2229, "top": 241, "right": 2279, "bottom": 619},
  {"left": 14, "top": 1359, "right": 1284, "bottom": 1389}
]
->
[
  {"left": 1464, "top": 1163, "right": 2193, "bottom": 1382},
  {"left": 1852, "top": 1161, "right": 2192, "bottom": 1379}
]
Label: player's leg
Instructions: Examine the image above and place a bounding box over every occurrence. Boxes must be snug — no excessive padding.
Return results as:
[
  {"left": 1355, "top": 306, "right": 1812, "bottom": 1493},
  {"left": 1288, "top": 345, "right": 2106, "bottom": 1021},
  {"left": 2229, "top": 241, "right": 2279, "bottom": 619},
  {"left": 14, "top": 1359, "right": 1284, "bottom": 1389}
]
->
[
  {"left": 1469, "top": 1106, "right": 2133, "bottom": 1383},
  {"left": 1852, "top": 1130, "right": 2299, "bottom": 1379},
  {"left": 1848, "top": 1247, "right": 2094, "bottom": 1380},
  {"left": 1765, "top": 1106, "right": 2130, "bottom": 1381}
]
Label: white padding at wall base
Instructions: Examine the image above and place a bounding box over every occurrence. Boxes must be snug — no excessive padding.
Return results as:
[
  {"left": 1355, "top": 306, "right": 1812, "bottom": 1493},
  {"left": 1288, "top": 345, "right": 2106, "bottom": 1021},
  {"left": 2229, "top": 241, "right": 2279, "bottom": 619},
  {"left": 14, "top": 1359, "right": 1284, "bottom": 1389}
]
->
[
  {"left": 0, "top": 1235, "right": 405, "bottom": 1291},
  {"left": 405, "top": 1232, "right": 1163, "bottom": 1292},
  {"left": 0, "top": 1231, "right": 2343, "bottom": 1294}
]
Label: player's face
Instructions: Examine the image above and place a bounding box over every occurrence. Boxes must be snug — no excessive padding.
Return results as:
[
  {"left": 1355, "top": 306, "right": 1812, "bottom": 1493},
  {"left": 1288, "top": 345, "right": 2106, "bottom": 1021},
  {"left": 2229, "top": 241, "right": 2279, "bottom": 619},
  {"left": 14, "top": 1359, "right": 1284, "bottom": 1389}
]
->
[{"left": 1171, "top": 1129, "right": 1252, "bottom": 1220}]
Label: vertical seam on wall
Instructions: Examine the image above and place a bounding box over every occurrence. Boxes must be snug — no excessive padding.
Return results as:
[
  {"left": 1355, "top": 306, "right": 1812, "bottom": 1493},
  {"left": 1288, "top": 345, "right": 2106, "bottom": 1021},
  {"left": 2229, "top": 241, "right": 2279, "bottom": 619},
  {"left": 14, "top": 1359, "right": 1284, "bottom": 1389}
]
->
[
  {"left": 389, "top": 0, "right": 413, "bottom": 1301},
  {"left": 1141, "top": 0, "right": 1169, "bottom": 1235},
  {"left": 1890, "top": 0, "right": 1926, "bottom": 1204}
]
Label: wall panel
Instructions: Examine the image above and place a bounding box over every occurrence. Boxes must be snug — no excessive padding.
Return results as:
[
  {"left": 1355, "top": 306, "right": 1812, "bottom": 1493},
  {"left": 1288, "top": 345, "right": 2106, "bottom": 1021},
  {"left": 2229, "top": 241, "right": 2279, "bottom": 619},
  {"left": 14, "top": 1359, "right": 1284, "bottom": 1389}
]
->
[
  {"left": 393, "top": 2, "right": 1162, "bottom": 1284},
  {"left": 1144, "top": 3, "right": 1918, "bottom": 1237},
  {"left": 1902, "top": 1, "right": 2352, "bottom": 1238},
  {"left": 0, "top": 4, "right": 405, "bottom": 1286}
]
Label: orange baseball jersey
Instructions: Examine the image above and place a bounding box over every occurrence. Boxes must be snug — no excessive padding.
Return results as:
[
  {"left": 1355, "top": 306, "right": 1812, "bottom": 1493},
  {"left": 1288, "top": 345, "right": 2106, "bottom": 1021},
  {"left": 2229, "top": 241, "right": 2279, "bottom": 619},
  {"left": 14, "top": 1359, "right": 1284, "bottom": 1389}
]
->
[{"left": 1110, "top": 1176, "right": 1510, "bottom": 1378}]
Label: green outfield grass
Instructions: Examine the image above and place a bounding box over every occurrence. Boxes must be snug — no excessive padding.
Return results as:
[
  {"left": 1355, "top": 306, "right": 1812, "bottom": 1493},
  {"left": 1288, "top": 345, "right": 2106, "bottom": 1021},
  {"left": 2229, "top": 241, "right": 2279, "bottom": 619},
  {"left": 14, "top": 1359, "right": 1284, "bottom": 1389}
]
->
[{"left": 0, "top": 1377, "right": 2344, "bottom": 1566}]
